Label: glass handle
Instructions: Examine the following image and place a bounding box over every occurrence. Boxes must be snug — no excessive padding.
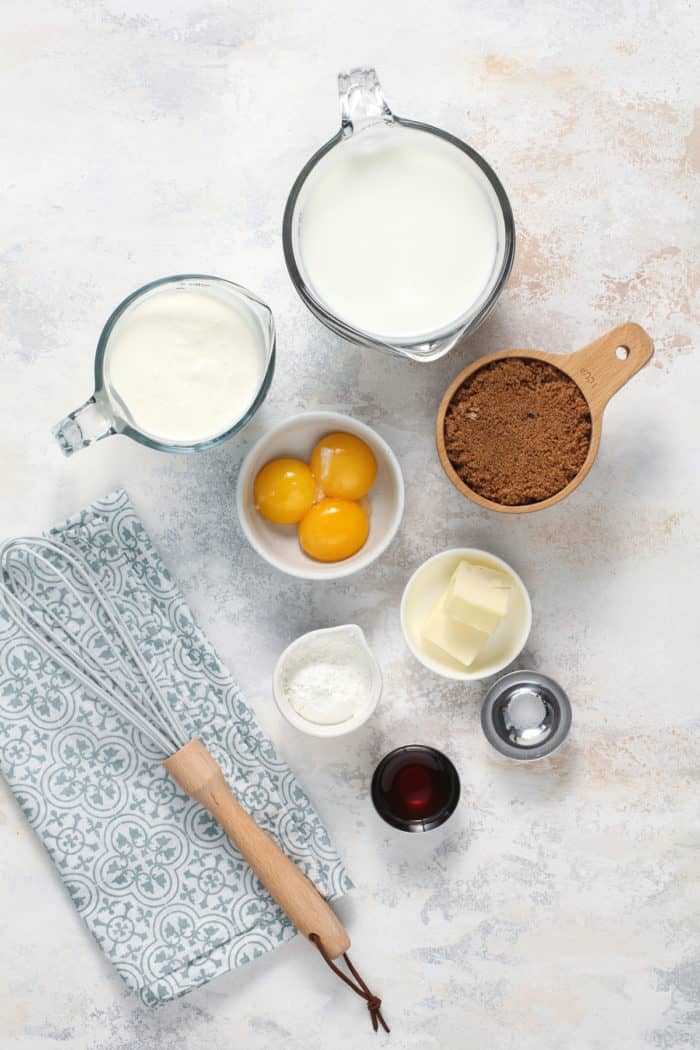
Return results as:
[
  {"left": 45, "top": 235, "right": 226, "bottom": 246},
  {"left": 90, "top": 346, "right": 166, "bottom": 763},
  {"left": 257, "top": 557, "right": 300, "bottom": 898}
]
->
[
  {"left": 338, "top": 67, "right": 395, "bottom": 138},
  {"left": 53, "top": 396, "right": 115, "bottom": 456}
]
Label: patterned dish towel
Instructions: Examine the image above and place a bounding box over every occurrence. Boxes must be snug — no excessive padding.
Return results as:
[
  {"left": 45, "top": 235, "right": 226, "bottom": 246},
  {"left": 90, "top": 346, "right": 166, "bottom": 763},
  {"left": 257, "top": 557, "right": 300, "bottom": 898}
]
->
[{"left": 0, "top": 489, "right": 351, "bottom": 1005}]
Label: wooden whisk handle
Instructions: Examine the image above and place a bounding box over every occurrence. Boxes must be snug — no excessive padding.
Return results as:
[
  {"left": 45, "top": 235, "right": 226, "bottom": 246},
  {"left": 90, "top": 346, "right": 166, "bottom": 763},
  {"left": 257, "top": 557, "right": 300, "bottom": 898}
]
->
[{"left": 164, "top": 738, "right": 351, "bottom": 959}]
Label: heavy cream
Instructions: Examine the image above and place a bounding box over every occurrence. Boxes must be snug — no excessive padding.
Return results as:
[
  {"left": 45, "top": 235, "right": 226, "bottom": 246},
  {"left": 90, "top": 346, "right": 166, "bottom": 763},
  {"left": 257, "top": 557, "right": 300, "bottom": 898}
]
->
[
  {"left": 103, "top": 287, "right": 267, "bottom": 445},
  {"left": 295, "top": 126, "right": 505, "bottom": 340}
]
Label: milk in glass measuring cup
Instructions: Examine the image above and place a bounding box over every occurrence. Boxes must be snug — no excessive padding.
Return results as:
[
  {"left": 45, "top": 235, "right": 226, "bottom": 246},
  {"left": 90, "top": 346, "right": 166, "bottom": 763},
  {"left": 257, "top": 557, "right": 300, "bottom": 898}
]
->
[
  {"left": 53, "top": 275, "right": 275, "bottom": 456},
  {"left": 283, "top": 68, "right": 515, "bottom": 362}
]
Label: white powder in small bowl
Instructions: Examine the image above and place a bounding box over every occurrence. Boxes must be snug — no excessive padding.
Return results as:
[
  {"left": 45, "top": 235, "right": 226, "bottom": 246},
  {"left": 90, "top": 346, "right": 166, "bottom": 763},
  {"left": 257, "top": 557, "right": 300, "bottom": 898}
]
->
[{"left": 280, "top": 635, "right": 373, "bottom": 726}]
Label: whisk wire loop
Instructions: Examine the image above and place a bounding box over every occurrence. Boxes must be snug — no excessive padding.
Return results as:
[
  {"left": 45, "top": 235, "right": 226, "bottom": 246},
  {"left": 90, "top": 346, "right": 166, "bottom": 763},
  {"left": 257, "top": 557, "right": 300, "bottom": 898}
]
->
[{"left": 0, "top": 537, "right": 190, "bottom": 756}]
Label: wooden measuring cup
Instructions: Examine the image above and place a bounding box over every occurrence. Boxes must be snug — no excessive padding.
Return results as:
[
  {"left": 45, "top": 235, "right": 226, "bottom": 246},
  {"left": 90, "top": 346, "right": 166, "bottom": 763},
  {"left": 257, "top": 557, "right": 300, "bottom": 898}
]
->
[{"left": 436, "top": 323, "right": 654, "bottom": 513}]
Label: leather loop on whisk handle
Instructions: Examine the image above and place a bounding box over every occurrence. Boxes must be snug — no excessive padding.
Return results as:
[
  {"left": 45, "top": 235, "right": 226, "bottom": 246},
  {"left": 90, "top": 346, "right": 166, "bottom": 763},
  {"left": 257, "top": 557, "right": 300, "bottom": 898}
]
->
[{"left": 164, "top": 739, "right": 351, "bottom": 959}]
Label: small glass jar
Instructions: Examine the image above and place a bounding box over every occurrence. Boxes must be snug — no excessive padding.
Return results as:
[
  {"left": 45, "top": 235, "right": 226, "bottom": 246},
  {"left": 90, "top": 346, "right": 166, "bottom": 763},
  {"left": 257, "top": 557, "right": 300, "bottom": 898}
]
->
[{"left": 371, "top": 744, "right": 461, "bottom": 832}]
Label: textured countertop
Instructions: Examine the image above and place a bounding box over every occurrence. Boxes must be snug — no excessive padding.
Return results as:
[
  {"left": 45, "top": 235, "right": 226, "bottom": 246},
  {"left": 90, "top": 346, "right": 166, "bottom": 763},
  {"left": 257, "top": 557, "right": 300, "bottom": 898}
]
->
[{"left": 1, "top": 3, "right": 698, "bottom": 1048}]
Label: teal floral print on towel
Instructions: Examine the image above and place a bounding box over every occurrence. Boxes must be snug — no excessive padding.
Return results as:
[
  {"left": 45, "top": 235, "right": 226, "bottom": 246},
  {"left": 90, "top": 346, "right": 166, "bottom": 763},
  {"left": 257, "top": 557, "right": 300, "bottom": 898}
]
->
[{"left": 0, "top": 489, "right": 351, "bottom": 1005}]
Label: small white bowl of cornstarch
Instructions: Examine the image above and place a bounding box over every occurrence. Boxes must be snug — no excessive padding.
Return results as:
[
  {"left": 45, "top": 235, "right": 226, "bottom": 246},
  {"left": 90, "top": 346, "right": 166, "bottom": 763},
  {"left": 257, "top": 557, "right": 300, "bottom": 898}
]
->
[{"left": 272, "top": 624, "right": 382, "bottom": 737}]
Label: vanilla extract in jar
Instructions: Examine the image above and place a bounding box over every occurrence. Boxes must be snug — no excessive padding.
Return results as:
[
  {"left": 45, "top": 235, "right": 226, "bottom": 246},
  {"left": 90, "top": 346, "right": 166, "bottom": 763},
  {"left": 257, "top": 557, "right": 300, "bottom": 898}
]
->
[{"left": 371, "top": 745, "right": 460, "bottom": 832}]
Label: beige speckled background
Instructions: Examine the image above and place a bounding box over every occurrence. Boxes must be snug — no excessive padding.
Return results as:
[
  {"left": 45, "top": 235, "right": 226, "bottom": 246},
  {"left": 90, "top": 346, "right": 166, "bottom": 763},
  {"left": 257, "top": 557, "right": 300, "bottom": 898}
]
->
[{"left": 0, "top": 2, "right": 698, "bottom": 1048}]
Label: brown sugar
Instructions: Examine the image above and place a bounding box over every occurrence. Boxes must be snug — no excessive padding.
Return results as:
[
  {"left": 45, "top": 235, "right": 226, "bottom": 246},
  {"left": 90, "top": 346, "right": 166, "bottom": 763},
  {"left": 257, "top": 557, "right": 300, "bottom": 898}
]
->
[{"left": 443, "top": 358, "right": 592, "bottom": 506}]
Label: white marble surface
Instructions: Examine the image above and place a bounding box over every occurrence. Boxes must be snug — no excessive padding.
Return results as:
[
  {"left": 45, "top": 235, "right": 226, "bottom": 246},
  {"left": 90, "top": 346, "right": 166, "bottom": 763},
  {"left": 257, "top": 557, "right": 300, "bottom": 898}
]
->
[{"left": 1, "top": 3, "right": 698, "bottom": 1048}]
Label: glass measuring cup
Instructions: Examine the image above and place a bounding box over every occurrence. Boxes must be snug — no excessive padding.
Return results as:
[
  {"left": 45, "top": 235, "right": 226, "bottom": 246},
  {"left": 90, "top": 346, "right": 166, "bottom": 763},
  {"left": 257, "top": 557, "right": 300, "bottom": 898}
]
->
[
  {"left": 53, "top": 274, "right": 275, "bottom": 456},
  {"left": 283, "top": 68, "right": 515, "bottom": 362}
]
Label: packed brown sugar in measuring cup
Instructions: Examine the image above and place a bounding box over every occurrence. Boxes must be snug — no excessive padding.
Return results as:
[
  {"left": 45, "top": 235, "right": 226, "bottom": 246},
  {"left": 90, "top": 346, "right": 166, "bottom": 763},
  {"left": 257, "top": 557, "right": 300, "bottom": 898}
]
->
[{"left": 443, "top": 358, "right": 593, "bottom": 505}]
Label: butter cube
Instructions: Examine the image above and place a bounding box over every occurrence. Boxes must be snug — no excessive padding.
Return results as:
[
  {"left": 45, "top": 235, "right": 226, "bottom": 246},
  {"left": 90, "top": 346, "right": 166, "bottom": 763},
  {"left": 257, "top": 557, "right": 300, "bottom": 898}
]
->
[
  {"left": 445, "top": 561, "right": 511, "bottom": 634},
  {"left": 422, "top": 592, "right": 489, "bottom": 668}
]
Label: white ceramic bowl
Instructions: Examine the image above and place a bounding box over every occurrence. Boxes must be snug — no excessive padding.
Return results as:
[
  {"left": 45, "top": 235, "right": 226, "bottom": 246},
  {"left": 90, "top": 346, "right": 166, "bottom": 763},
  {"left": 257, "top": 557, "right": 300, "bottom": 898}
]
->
[
  {"left": 272, "top": 625, "right": 382, "bottom": 737},
  {"left": 236, "top": 411, "right": 404, "bottom": 580},
  {"left": 400, "top": 548, "right": 532, "bottom": 681}
]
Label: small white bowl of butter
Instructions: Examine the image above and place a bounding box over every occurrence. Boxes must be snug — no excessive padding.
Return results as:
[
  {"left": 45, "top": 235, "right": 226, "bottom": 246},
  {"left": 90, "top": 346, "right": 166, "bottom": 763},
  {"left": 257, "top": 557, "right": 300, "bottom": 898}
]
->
[
  {"left": 400, "top": 548, "right": 531, "bottom": 681},
  {"left": 273, "top": 624, "right": 382, "bottom": 737}
]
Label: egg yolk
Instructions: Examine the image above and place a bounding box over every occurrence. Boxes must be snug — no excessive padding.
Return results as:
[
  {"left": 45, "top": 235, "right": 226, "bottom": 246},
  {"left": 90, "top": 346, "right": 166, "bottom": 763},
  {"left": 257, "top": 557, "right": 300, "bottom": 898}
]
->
[
  {"left": 310, "top": 432, "right": 377, "bottom": 501},
  {"left": 298, "top": 498, "right": 370, "bottom": 562},
  {"left": 254, "top": 458, "right": 316, "bottom": 525}
]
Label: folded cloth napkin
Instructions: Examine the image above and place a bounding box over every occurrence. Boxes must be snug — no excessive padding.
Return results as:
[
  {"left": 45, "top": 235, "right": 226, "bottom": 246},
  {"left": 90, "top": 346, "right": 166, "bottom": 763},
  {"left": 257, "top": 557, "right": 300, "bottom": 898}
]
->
[{"left": 0, "top": 489, "right": 351, "bottom": 1005}]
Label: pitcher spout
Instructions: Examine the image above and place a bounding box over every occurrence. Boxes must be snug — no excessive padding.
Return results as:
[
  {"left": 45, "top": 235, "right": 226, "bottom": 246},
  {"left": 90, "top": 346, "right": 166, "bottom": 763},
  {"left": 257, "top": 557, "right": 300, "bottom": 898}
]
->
[{"left": 338, "top": 67, "right": 395, "bottom": 138}]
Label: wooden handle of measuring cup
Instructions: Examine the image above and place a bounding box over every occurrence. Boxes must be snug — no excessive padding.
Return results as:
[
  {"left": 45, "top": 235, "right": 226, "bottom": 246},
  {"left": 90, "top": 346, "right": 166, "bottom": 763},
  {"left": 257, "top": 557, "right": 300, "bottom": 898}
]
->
[
  {"left": 164, "top": 739, "right": 351, "bottom": 959},
  {"left": 562, "top": 322, "right": 654, "bottom": 414}
]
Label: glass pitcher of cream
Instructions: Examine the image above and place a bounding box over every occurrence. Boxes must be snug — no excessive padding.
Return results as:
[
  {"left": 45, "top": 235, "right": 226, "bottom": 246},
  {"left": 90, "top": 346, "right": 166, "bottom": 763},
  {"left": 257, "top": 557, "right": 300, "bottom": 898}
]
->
[
  {"left": 283, "top": 68, "right": 515, "bottom": 362},
  {"left": 53, "top": 275, "right": 275, "bottom": 456}
]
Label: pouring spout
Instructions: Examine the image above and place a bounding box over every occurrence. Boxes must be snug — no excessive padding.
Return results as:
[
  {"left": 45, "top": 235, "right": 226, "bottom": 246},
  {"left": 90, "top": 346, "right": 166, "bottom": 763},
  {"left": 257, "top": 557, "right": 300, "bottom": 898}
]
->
[{"left": 338, "top": 67, "right": 395, "bottom": 138}]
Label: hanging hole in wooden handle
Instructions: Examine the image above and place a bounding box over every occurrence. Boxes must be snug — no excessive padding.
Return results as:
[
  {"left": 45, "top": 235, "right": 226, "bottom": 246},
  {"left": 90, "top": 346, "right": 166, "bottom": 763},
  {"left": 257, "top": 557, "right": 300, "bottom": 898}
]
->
[{"left": 564, "top": 323, "right": 654, "bottom": 415}]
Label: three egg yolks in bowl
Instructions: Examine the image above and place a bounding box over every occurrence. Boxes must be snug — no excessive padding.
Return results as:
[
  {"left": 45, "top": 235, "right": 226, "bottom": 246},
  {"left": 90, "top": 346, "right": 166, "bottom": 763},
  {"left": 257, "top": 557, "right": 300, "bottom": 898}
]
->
[{"left": 253, "top": 432, "right": 377, "bottom": 562}]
